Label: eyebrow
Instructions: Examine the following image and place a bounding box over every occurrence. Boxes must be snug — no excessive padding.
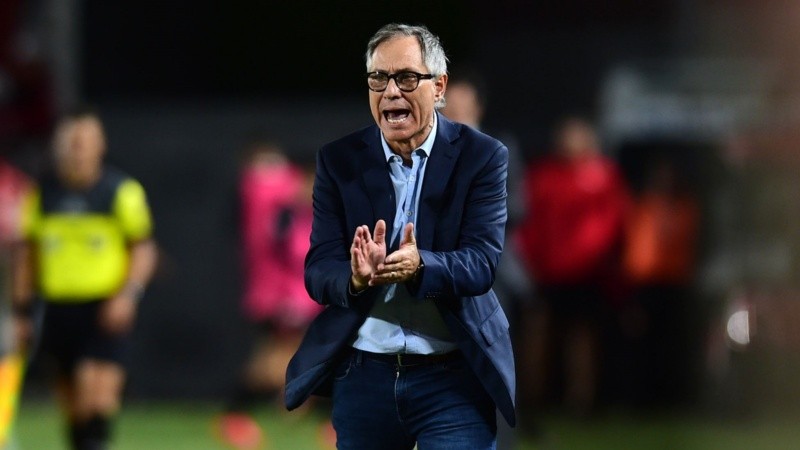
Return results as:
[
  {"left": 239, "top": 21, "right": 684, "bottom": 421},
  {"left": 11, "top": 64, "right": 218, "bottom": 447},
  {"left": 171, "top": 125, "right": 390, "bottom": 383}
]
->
[{"left": 369, "top": 68, "right": 419, "bottom": 74}]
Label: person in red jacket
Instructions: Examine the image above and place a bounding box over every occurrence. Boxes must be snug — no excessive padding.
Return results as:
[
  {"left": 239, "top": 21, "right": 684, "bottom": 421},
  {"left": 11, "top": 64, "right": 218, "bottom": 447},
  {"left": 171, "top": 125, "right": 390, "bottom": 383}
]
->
[{"left": 516, "top": 116, "right": 629, "bottom": 417}]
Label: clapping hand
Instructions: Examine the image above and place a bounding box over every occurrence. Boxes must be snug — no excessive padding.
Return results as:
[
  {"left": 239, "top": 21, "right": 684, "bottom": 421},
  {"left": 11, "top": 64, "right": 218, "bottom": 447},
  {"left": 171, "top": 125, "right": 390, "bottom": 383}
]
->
[{"left": 350, "top": 219, "right": 387, "bottom": 291}]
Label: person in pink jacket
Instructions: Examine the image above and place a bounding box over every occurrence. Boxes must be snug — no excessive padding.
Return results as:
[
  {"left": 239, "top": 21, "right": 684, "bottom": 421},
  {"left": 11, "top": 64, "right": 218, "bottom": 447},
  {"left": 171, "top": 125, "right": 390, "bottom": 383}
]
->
[{"left": 217, "top": 142, "right": 322, "bottom": 449}]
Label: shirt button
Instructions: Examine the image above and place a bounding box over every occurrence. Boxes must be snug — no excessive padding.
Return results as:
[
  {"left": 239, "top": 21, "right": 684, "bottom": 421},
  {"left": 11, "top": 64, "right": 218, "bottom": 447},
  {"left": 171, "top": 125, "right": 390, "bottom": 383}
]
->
[
  {"left": 409, "top": 175, "right": 415, "bottom": 181},
  {"left": 406, "top": 211, "right": 412, "bottom": 217}
]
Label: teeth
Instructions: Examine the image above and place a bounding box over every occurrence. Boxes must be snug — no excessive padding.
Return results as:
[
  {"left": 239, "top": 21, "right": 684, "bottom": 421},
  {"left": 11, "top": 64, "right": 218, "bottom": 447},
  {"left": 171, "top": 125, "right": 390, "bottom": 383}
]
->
[
  {"left": 387, "top": 116, "right": 408, "bottom": 124},
  {"left": 385, "top": 111, "right": 410, "bottom": 124}
]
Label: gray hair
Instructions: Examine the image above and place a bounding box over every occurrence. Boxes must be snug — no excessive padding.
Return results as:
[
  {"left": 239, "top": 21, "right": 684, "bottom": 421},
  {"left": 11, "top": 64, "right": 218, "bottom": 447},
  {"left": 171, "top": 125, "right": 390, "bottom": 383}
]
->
[{"left": 365, "top": 23, "right": 449, "bottom": 108}]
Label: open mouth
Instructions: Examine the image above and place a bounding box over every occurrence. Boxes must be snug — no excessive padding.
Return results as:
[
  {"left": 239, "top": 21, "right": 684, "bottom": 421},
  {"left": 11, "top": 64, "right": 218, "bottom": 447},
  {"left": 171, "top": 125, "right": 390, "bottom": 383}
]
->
[{"left": 383, "top": 108, "right": 411, "bottom": 124}]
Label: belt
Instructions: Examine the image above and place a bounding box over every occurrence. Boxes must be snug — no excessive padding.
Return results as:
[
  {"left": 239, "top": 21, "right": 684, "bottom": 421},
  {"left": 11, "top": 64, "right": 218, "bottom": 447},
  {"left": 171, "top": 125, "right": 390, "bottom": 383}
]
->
[{"left": 358, "top": 350, "right": 461, "bottom": 367}]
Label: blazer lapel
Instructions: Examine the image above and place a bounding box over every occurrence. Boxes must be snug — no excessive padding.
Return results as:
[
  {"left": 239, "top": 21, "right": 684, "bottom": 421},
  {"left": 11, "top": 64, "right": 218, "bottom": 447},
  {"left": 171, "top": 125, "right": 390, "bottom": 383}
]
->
[
  {"left": 417, "top": 114, "right": 460, "bottom": 250},
  {"left": 360, "top": 128, "right": 395, "bottom": 238}
]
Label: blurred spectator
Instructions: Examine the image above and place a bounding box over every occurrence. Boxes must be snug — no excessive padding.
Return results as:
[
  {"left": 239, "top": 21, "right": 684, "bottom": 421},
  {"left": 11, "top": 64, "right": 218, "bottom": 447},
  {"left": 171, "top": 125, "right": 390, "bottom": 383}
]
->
[
  {"left": 12, "top": 107, "right": 157, "bottom": 450},
  {"left": 441, "top": 68, "right": 532, "bottom": 449},
  {"left": 516, "top": 116, "right": 629, "bottom": 418},
  {"left": 440, "top": 68, "right": 531, "bottom": 316},
  {"left": 0, "top": 158, "right": 30, "bottom": 245},
  {"left": 621, "top": 155, "right": 701, "bottom": 407},
  {"left": 0, "top": 0, "right": 54, "bottom": 140},
  {"left": 216, "top": 142, "right": 322, "bottom": 450},
  {"left": 0, "top": 157, "right": 30, "bottom": 350},
  {"left": 0, "top": 157, "right": 30, "bottom": 447}
]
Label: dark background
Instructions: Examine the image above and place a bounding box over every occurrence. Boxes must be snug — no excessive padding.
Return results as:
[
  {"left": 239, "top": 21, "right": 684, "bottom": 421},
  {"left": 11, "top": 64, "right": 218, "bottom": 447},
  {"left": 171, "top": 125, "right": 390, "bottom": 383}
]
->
[
  {"left": 81, "top": 0, "right": 677, "bottom": 147},
  {"left": 6, "top": 0, "right": 800, "bottom": 410}
]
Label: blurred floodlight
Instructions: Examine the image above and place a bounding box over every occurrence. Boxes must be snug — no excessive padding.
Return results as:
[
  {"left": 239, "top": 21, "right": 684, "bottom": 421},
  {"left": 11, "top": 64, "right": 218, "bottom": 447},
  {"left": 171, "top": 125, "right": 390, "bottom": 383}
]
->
[{"left": 726, "top": 309, "right": 750, "bottom": 347}]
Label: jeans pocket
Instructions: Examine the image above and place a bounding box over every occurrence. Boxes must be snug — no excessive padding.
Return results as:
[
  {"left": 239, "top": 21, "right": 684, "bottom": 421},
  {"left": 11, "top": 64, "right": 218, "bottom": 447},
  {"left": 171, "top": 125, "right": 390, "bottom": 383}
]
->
[{"left": 333, "top": 355, "right": 354, "bottom": 381}]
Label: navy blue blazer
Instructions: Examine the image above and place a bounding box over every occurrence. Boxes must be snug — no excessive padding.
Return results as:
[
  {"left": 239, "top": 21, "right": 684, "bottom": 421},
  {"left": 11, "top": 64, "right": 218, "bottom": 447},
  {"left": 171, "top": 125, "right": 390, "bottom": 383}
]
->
[{"left": 284, "top": 113, "right": 516, "bottom": 426}]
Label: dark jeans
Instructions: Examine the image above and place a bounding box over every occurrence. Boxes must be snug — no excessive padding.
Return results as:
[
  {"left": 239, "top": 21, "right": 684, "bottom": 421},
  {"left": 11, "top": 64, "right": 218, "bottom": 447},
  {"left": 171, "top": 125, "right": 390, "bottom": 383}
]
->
[{"left": 331, "top": 350, "right": 497, "bottom": 450}]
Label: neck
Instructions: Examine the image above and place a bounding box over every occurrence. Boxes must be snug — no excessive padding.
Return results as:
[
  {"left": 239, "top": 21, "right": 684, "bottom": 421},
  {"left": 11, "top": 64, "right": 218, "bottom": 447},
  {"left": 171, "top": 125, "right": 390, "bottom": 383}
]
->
[
  {"left": 59, "top": 167, "right": 102, "bottom": 190},
  {"left": 389, "top": 145, "right": 415, "bottom": 165}
]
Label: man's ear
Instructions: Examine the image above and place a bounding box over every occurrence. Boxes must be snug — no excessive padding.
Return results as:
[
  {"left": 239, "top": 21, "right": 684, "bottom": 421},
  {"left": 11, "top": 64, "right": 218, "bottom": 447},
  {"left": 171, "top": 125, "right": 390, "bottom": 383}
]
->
[{"left": 435, "top": 73, "right": 448, "bottom": 100}]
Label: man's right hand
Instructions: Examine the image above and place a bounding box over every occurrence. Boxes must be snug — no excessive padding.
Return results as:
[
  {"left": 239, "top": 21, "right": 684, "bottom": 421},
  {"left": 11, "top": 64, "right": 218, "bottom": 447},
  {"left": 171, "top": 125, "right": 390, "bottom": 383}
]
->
[{"left": 350, "top": 219, "right": 387, "bottom": 292}]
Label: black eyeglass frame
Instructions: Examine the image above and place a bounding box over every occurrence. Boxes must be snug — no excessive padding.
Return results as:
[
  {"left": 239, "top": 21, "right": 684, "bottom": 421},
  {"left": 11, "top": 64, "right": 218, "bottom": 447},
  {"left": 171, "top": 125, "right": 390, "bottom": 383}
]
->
[{"left": 366, "top": 71, "right": 435, "bottom": 92}]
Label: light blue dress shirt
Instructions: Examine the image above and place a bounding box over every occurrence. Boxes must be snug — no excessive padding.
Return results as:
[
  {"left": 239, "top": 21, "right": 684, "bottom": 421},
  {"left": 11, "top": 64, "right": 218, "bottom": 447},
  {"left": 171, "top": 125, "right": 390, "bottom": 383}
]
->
[{"left": 352, "top": 114, "right": 458, "bottom": 355}]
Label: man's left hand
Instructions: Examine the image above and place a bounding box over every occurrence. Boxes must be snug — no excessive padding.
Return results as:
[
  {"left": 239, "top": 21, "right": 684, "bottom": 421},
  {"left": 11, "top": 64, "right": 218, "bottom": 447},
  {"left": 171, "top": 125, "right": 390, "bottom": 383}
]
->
[{"left": 371, "top": 222, "right": 420, "bottom": 285}]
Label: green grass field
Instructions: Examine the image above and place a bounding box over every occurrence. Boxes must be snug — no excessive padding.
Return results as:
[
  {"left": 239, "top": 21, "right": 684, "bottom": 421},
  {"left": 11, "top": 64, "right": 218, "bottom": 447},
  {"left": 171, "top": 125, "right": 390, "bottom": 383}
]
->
[
  {"left": 13, "top": 400, "right": 333, "bottom": 450},
  {"left": 11, "top": 400, "right": 800, "bottom": 449}
]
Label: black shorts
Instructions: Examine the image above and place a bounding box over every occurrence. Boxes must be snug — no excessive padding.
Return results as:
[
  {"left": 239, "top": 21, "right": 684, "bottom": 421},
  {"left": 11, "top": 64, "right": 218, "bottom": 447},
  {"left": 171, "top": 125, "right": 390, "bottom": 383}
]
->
[{"left": 39, "top": 300, "right": 130, "bottom": 375}]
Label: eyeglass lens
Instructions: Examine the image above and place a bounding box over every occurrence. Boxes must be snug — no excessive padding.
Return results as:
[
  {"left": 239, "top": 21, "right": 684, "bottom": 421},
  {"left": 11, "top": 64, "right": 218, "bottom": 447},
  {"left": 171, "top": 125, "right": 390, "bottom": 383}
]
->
[{"left": 368, "top": 72, "right": 422, "bottom": 92}]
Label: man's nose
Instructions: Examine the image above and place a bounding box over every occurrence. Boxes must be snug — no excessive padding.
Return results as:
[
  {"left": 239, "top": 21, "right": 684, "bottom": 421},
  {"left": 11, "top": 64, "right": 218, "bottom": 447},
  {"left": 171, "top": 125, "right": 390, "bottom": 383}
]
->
[{"left": 383, "top": 78, "right": 402, "bottom": 97}]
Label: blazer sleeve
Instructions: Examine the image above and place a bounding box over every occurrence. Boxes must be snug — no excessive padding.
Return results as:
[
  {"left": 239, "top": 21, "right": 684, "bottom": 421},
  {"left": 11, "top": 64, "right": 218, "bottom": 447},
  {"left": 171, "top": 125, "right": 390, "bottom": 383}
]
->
[
  {"left": 414, "top": 142, "right": 509, "bottom": 300},
  {"left": 303, "top": 147, "right": 380, "bottom": 309}
]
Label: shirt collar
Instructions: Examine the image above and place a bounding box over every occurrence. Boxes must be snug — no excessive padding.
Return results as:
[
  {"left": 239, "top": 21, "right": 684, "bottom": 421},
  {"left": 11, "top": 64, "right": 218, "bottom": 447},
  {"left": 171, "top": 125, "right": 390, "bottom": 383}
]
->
[{"left": 381, "top": 113, "right": 438, "bottom": 162}]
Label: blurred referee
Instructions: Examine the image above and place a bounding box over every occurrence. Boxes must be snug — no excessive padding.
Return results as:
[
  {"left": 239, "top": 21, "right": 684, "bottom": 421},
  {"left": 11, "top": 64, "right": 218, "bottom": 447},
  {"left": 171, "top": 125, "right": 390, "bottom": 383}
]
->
[{"left": 12, "top": 107, "right": 157, "bottom": 450}]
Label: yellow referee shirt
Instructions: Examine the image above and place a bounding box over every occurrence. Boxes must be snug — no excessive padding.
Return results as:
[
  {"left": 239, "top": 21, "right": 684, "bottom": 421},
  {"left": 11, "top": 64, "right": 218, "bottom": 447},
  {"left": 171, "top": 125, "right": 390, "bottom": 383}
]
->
[{"left": 21, "top": 168, "right": 152, "bottom": 302}]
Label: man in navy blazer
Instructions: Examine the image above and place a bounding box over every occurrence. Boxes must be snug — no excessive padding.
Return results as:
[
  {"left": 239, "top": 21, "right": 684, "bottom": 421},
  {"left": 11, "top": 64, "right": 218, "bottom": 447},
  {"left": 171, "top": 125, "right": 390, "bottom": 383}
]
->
[{"left": 285, "top": 23, "right": 515, "bottom": 449}]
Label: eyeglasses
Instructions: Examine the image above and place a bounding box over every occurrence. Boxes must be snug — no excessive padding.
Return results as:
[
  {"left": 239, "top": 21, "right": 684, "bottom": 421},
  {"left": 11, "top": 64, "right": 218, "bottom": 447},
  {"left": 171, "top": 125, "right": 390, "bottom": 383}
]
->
[{"left": 366, "top": 71, "right": 434, "bottom": 92}]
